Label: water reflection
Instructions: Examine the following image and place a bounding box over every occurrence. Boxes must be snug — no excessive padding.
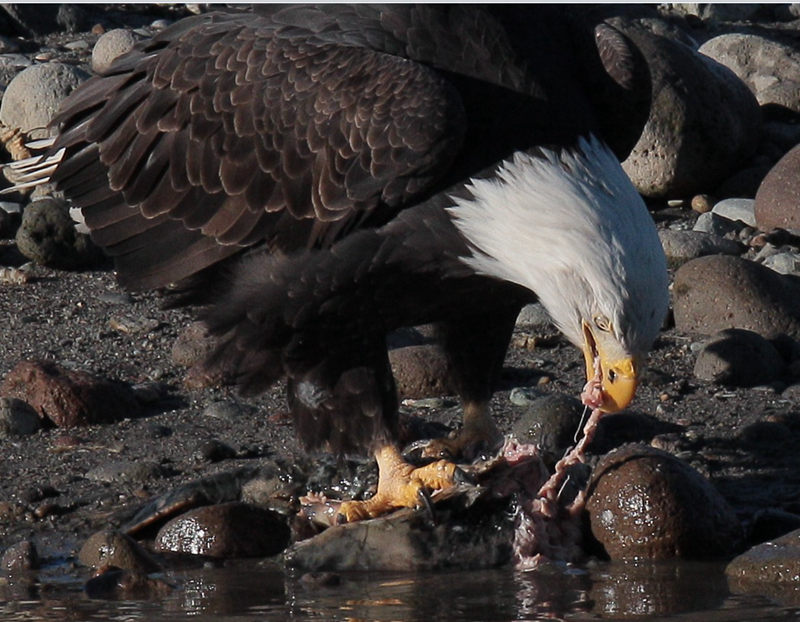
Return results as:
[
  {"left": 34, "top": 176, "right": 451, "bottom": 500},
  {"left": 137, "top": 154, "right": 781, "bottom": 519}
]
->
[{"left": 1, "top": 559, "right": 799, "bottom": 621}]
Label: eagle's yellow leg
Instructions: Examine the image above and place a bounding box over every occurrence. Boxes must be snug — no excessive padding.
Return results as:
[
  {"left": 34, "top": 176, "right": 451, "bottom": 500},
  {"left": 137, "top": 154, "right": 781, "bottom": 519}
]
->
[
  {"left": 420, "top": 401, "right": 501, "bottom": 460},
  {"left": 337, "top": 445, "right": 457, "bottom": 522}
]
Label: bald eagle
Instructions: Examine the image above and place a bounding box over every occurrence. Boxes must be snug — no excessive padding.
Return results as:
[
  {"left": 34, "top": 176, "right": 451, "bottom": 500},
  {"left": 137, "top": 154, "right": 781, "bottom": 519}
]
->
[{"left": 14, "top": 5, "right": 668, "bottom": 521}]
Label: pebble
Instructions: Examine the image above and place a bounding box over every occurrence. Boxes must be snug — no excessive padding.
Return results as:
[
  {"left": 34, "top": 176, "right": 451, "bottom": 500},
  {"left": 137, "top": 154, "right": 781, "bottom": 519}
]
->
[
  {"left": 389, "top": 344, "right": 454, "bottom": 399},
  {"left": 1, "top": 540, "right": 39, "bottom": 572},
  {"left": 690, "top": 194, "right": 714, "bottom": 214},
  {"left": 154, "top": 502, "right": 290, "bottom": 559},
  {"left": 85, "top": 460, "right": 164, "bottom": 485},
  {"left": 1, "top": 360, "right": 141, "bottom": 427},
  {"left": 202, "top": 400, "right": 245, "bottom": 421},
  {"left": 761, "top": 250, "right": 800, "bottom": 276},
  {"left": 585, "top": 444, "right": 742, "bottom": 560},
  {"left": 196, "top": 438, "right": 237, "bottom": 463},
  {"left": 0, "top": 397, "right": 41, "bottom": 437},
  {"left": 658, "top": 229, "right": 743, "bottom": 264},
  {"left": 0, "top": 62, "right": 89, "bottom": 138},
  {"left": 79, "top": 530, "right": 161, "bottom": 573},
  {"left": 711, "top": 198, "right": 757, "bottom": 228},
  {"left": 693, "top": 328, "right": 785, "bottom": 387},
  {"left": 692, "top": 211, "right": 744, "bottom": 237}
]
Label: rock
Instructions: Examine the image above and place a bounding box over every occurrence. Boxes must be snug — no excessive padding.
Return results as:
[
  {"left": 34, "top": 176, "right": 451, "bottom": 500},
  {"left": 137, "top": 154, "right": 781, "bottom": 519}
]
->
[
  {"left": 714, "top": 163, "right": 774, "bottom": 200},
  {"left": 748, "top": 509, "right": 800, "bottom": 547},
  {"left": 78, "top": 530, "right": 161, "bottom": 573},
  {"left": 690, "top": 194, "right": 713, "bottom": 214},
  {"left": 1, "top": 540, "right": 38, "bottom": 572},
  {"left": 389, "top": 344, "right": 454, "bottom": 399},
  {"left": 172, "top": 321, "right": 216, "bottom": 367},
  {"left": 195, "top": 438, "right": 237, "bottom": 463},
  {"left": 692, "top": 212, "right": 745, "bottom": 237},
  {"left": 727, "top": 528, "right": 800, "bottom": 587},
  {"left": 85, "top": 460, "right": 164, "bottom": 485},
  {"left": 0, "top": 397, "right": 40, "bottom": 437},
  {"left": 711, "top": 198, "right": 756, "bottom": 228},
  {"left": 84, "top": 567, "right": 172, "bottom": 600},
  {"left": 202, "top": 400, "right": 246, "bottom": 421},
  {"left": 510, "top": 393, "right": 584, "bottom": 466},
  {"left": 672, "top": 255, "right": 800, "bottom": 339},
  {"left": 15, "top": 198, "right": 102, "bottom": 269},
  {"left": 699, "top": 33, "right": 800, "bottom": 116},
  {"left": 1, "top": 360, "right": 141, "bottom": 427},
  {"left": 762, "top": 250, "right": 800, "bottom": 277},
  {"left": 616, "top": 21, "right": 760, "bottom": 198},
  {"left": 585, "top": 444, "right": 742, "bottom": 560},
  {"left": 754, "top": 144, "right": 800, "bottom": 233},
  {"left": 0, "top": 63, "right": 88, "bottom": 138},
  {"left": 693, "top": 329, "right": 785, "bottom": 387},
  {"left": 658, "top": 229, "right": 743, "bottom": 265},
  {"left": 92, "top": 29, "right": 138, "bottom": 74},
  {"left": 286, "top": 492, "right": 513, "bottom": 571},
  {"left": 154, "top": 502, "right": 290, "bottom": 558}
]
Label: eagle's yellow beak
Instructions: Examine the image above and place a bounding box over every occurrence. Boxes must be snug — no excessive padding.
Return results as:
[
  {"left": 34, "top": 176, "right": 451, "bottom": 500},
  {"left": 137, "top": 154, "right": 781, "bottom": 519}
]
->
[{"left": 582, "top": 321, "right": 639, "bottom": 413}]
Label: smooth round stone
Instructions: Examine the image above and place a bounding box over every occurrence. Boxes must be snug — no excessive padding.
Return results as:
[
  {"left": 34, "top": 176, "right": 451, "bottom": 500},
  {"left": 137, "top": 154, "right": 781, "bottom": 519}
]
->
[
  {"left": 154, "top": 502, "right": 290, "bottom": 559},
  {"left": 693, "top": 328, "right": 785, "bottom": 387},
  {"left": 78, "top": 530, "right": 161, "bottom": 573},
  {"left": 586, "top": 444, "right": 742, "bottom": 560}
]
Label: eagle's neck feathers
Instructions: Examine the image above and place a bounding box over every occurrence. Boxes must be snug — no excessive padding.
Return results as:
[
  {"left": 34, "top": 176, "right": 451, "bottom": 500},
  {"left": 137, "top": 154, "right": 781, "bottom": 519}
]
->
[{"left": 446, "top": 135, "right": 668, "bottom": 358}]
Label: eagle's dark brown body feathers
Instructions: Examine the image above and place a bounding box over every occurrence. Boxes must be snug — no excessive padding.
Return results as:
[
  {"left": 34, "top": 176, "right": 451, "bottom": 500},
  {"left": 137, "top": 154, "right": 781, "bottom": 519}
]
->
[{"left": 43, "top": 5, "right": 651, "bottom": 456}]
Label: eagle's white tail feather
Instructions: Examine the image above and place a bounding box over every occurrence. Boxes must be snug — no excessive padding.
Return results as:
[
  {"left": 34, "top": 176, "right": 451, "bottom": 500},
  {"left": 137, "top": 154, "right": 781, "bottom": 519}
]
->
[{"left": 0, "top": 145, "right": 65, "bottom": 195}]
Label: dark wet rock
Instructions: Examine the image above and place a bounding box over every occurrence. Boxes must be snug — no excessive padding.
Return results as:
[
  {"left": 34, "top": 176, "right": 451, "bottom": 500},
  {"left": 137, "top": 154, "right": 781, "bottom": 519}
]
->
[
  {"left": 755, "top": 144, "right": 800, "bottom": 233},
  {"left": 658, "top": 229, "right": 743, "bottom": 265},
  {"left": 673, "top": 255, "right": 800, "bottom": 339},
  {"left": 196, "top": 438, "right": 237, "bottom": 463},
  {"left": 299, "top": 571, "right": 341, "bottom": 588},
  {"left": 0, "top": 5, "right": 89, "bottom": 37},
  {"left": 154, "top": 502, "right": 290, "bottom": 559},
  {"left": 699, "top": 34, "right": 800, "bottom": 116},
  {"left": 84, "top": 566, "right": 172, "bottom": 600},
  {"left": 591, "top": 413, "right": 683, "bottom": 455},
  {"left": 0, "top": 63, "right": 88, "bottom": 138},
  {"left": 15, "top": 198, "right": 103, "bottom": 269},
  {"left": 86, "top": 460, "right": 165, "bottom": 486},
  {"left": 1, "top": 360, "right": 141, "bottom": 427},
  {"left": 286, "top": 489, "right": 513, "bottom": 571},
  {"left": 0, "top": 396, "right": 40, "bottom": 437},
  {"left": 748, "top": 509, "right": 800, "bottom": 547},
  {"left": 91, "top": 28, "right": 138, "bottom": 73},
  {"left": 616, "top": 21, "right": 760, "bottom": 198},
  {"left": 510, "top": 393, "right": 584, "bottom": 466},
  {"left": 726, "top": 528, "right": 800, "bottom": 588},
  {"left": 389, "top": 344, "right": 455, "bottom": 399},
  {"left": 693, "top": 328, "right": 785, "bottom": 387},
  {"left": 78, "top": 530, "right": 161, "bottom": 573},
  {"left": 1, "top": 540, "right": 38, "bottom": 573},
  {"left": 585, "top": 444, "right": 742, "bottom": 560}
]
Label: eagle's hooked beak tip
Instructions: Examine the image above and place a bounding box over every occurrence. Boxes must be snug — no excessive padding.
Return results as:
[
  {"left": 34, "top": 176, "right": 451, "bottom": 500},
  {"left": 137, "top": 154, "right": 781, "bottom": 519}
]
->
[{"left": 582, "top": 321, "right": 639, "bottom": 413}]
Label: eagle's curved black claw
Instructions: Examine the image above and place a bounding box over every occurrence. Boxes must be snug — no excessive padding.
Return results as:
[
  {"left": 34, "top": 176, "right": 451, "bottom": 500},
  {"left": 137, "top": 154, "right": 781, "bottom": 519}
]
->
[{"left": 416, "top": 487, "right": 436, "bottom": 524}]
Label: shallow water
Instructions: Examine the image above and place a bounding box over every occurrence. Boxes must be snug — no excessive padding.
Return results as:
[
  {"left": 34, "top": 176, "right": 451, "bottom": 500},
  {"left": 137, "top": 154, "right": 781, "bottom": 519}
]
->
[{"left": 1, "top": 559, "right": 798, "bottom": 621}]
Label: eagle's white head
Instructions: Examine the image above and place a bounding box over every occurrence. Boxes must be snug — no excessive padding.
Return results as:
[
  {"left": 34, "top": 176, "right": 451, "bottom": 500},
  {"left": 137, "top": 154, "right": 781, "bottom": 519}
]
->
[{"left": 447, "top": 135, "right": 669, "bottom": 412}]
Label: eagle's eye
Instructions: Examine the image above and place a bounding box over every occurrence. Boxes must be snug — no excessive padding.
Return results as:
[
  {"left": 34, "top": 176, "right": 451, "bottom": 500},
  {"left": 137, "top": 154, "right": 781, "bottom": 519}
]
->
[{"left": 594, "top": 315, "right": 612, "bottom": 332}]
